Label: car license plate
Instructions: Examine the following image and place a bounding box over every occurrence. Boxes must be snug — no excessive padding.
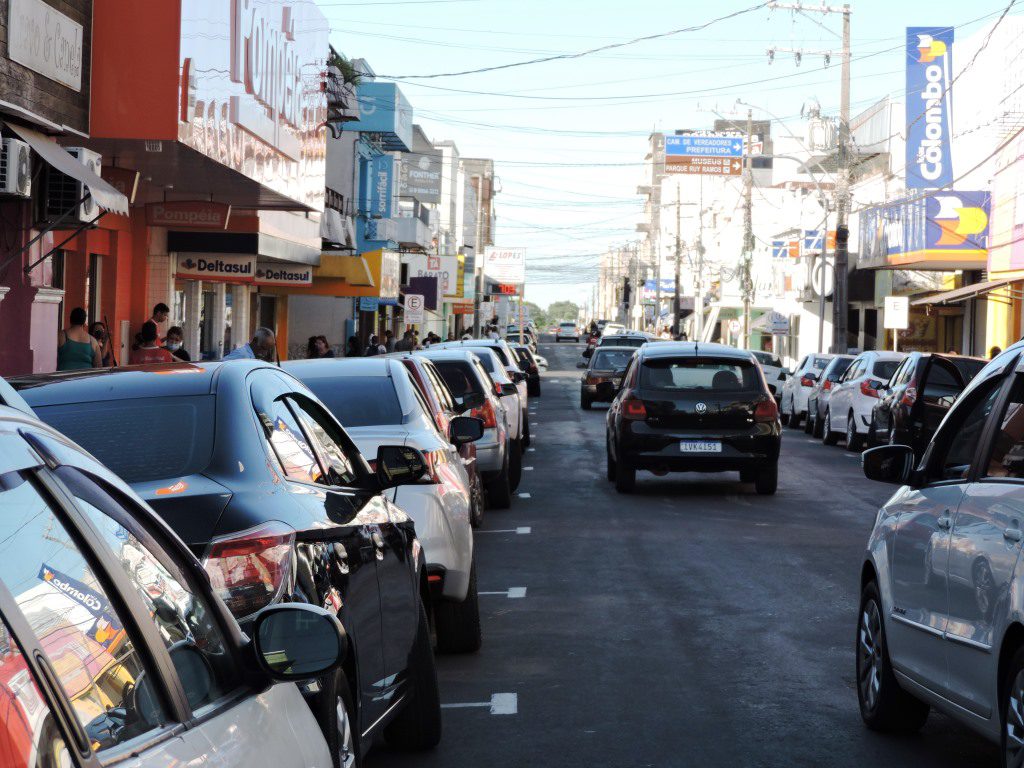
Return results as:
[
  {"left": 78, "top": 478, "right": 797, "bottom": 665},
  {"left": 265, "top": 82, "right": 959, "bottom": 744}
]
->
[{"left": 680, "top": 441, "right": 722, "bottom": 453}]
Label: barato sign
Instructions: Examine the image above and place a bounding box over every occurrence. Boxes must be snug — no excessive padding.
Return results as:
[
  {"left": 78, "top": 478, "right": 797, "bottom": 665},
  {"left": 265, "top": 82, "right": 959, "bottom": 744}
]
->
[
  {"left": 906, "top": 27, "right": 954, "bottom": 189},
  {"left": 176, "top": 253, "right": 256, "bottom": 282},
  {"left": 255, "top": 262, "right": 313, "bottom": 286},
  {"left": 147, "top": 202, "right": 231, "bottom": 229},
  {"left": 405, "top": 254, "right": 458, "bottom": 295},
  {"left": 483, "top": 246, "right": 526, "bottom": 285},
  {"left": 7, "top": 0, "right": 83, "bottom": 91}
]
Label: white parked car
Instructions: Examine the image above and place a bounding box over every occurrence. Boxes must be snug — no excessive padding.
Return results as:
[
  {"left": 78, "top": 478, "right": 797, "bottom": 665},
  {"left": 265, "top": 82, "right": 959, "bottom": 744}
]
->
[
  {"left": 556, "top": 322, "right": 581, "bottom": 342},
  {"left": 821, "top": 350, "right": 906, "bottom": 449},
  {"left": 603, "top": 323, "right": 626, "bottom": 336},
  {"left": 779, "top": 353, "right": 835, "bottom": 428},
  {"left": 750, "top": 350, "right": 787, "bottom": 400},
  {"left": 288, "top": 358, "right": 483, "bottom": 653}
]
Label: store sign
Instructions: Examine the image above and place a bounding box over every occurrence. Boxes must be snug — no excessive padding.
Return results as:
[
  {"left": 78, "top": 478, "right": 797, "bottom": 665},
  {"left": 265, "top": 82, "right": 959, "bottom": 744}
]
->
[
  {"left": 8, "top": 0, "right": 83, "bottom": 91},
  {"left": 452, "top": 304, "right": 474, "bottom": 315},
  {"left": 643, "top": 278, "right": 676, "bottom": 298},
  {"left": 483, "top": 246, "right": 526, "bottom": 285},
  {"left": 884, "top": 296, "right": 910, "bottom": 330},
  {"left": 380, "top": 249, "right": 401, "bottom": 299},
  {"left": 906, "top": 27, "right": 954, "bottom": 189},
  {"left": 367, "top": 154, "right": 393, "bottom": 219},
  {"left": 343, "top": 81, "right": 414, "bottom": 152},
  {"left": 359, "top": 297, "right": 379, "bottom": 312},
  {"left": 404, "top": 254, "right": 458, "bottom": 295},
  {"left": 399, "top": 152, "right": 442, "bottom": 203},
  {"left": 255, "top": 262, "right": 313, "bottom": 286},
  {"left": 176, "top": 253, "right": 255, "bottom": 282},
  {"left": 405, "top": 294, "right": 425, "bottom": 324},
  {"left": 147, "top": 202, "right": 231, "bottom": 229}
]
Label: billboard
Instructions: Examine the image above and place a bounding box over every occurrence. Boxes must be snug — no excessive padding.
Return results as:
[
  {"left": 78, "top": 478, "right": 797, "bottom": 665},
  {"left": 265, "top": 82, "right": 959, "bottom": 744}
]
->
[
  {"left": 404, "top": 254, "right": 459, "bottom": 296},
  {"left": 906, "top": 27, "right": 954, "bottom": 189},
  {"left": 483, "top": 246, "right": 526, "bottom": 285},
  {"left": 399, "top": 152, "right": 442, "bottom": 203}
]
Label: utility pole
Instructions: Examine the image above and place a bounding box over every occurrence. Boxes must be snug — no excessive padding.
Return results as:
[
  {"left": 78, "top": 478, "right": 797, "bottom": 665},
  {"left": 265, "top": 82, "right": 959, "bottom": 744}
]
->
[
  {"left": 741, "top": 107, "right": 754, "bottom": 350},
  {"left": 673, "top": 183, "right": 682, "bottom": 338},
  {"left": 471, "top": 173, "right": 484, "bottom": 337}
]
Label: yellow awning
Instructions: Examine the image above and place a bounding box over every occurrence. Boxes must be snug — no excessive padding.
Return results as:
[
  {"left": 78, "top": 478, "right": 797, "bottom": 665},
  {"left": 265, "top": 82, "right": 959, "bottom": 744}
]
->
[{"left": 315, "top": 251, "right": 374, "bottom": 286}]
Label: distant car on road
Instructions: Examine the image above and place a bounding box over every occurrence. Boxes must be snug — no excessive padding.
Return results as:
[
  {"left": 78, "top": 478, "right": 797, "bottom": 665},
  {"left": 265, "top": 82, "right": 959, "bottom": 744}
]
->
[
  {"left": 603, "top": 323, "right": 626, "bottom": 336},
  {"left": 868, "top": 351, "right": 986, "bottom": 457},
  {"left": 856, "top": 343, "right": 1024, "bottom": 760},
  {"left": 750, "top": 350, "right": 787, "bottom": 401},
  {"left": 580, "top": 346, "right": 635, "bottom": 409},
  {"left": 604, "top": 342, "right": 781, "bottom": 494},
  {"left": 556, "top": 322, "right": 580, "bottom": 342},
  {"left": 806, "top": 355, "right": 855, "bottom": 437},
  {"left": 779, "top": 353, "right": 834, "bottom": 428},
  {"left": 821, "top": 350, "right": 905, "bottom": 449}
]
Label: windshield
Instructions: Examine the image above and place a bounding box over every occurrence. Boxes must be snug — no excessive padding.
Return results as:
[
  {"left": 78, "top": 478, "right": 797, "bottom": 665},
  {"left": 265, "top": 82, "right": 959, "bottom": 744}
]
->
[
  {"left": 303, "top": 376, "right": 404, "bottom": 427},
  {"left": 592, "top": 349, "right": 634, "bottom": 370},
  {"left": 35, "top": 396, "right": 215, "bottom": 483},
  {"left": 641, "top": 358, "right": 760, "bottom": 393},
  {"left": 751, "top": 351, "right": 782, "bottom": 368},
  {"left": 874, "top": 361, "right": 901, "bottom": 380}
]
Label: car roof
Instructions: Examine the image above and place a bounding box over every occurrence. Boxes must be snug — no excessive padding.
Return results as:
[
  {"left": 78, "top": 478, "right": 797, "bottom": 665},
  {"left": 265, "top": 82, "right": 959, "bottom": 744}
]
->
[
  {"left": 8, "top": 361, "right": 265, "bottom": 407},
  {"left": 281, "top": 357, "right": 392, "bottom": 381},
  {"left": 638, "top": 342, "right": 755, "bottom": 361},
  {"left": 0, "top": 377, "right": 34, "bottom": 416},
  {"left": 594, "top": 345, "right": 638, "bottom": 353},
  {"left": 414, "top": 348, "right": 485, "bottom": 364}
]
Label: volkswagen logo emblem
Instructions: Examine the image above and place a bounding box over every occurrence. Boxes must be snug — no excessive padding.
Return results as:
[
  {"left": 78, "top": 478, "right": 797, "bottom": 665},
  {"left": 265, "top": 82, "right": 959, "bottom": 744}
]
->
[{"left": 695, "top": 402, "right": 708, "bottom": 414}]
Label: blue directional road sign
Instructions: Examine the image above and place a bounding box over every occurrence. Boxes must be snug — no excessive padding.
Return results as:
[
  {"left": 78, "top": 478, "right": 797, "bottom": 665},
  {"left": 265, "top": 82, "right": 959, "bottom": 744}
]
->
[{"left": 665, "top": 134, "right": 744, "bottom": 158}]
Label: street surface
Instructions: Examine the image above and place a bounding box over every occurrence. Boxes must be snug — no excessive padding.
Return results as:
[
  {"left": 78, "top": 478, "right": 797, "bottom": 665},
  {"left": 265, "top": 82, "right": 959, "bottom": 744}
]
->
[{"left": 371, "top": 337, "right": 998, "bottom": 768}]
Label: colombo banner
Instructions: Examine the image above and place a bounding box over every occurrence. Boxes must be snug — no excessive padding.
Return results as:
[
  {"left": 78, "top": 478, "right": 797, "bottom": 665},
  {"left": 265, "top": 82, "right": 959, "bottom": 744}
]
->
[{"left": 906, "top": 26, "right": 955, "bottom": 189}]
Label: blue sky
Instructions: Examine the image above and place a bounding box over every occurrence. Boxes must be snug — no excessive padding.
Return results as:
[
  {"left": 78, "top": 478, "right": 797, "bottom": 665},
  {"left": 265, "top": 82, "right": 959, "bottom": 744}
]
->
[{"left": 325, "top": 0, "right": 1013, "bottom": 309}]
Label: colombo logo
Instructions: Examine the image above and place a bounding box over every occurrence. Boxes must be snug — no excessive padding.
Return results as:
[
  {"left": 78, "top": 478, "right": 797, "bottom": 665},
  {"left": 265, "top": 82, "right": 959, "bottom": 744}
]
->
[
  {"left": 933, "top": 196, "right": 988, "bottom": 246},
  {"left": 917, "top": 34, "right": 948, "bottom": 63}
]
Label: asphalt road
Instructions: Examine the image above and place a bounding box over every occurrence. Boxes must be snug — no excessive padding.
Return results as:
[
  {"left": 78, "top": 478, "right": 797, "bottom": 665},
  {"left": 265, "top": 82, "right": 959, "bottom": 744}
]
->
[{"left": 370, "top": 337, "right": 999, "bottom": 767}]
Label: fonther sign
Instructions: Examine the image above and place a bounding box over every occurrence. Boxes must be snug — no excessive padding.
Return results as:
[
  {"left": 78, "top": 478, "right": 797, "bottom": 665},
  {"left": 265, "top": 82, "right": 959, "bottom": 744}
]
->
[{"left": 906, "top": 27, "right": 954, "bottom": 189}]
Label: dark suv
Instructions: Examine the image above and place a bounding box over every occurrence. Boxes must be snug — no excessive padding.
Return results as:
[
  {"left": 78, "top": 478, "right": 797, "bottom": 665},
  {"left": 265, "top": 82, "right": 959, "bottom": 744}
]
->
[
  {"left": 868, "top": 351, "right": 987, "bottom": 457},
  {"left": 604, "top": 342, "right": 781, "bottom": 495}
]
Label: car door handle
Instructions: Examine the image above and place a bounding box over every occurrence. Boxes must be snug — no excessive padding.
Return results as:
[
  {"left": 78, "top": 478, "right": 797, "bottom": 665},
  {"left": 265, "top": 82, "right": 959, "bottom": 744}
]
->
[
  {"left": 937, "top": 515, "right": 952, "bottom": 530},
  {"left": 1005, "top": 528, "right": 1023, "bottom": 543}
]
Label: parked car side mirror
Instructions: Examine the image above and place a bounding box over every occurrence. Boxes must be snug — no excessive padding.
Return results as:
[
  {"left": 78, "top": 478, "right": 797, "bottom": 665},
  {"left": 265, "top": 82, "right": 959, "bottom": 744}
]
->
[
  {"left": 499, "top": 383, "right": 518, "bottom": 397},
  {"left": 450, "top": 415, "right": 485, "bottom": 446},
  {"left": 596, "top": 381, "right": 617, "bottom": 399},
  {"left": 456, "top": 391, "right": 485, "bottom": 413},
  {"left": 510, "top": 371, "right": 527, "bottom": 384},
  {"left": 253, "top": 604, "right": 346, "bottom": 681},
  {"left": 862, "top": 445, "right": 915, "bottom": 485},
  {"left": 375, "top": 445, "right": 427, "bottom": 487}
]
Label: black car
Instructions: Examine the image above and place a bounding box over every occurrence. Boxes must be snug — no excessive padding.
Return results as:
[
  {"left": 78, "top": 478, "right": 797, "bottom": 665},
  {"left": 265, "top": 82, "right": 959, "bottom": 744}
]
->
[
  {"left": 604, "top": 342, "right": 781, "bottom": 495},
  {"left": 510, "top": 343, "right": 542, "bottom": 397},
  {"left": 580, "top": 346, "right": 635, "bottom": 409},
  {"left": 12, "top": 361, "right": 442, "bottom": 763},
  {"left": 868, "top": 351, "right": 987, "bottom": 457}
]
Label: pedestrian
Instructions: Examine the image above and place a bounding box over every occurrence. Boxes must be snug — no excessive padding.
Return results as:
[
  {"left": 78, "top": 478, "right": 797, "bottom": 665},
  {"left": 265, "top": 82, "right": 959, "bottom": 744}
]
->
[
  {"left": 394, "top": 330, "right": 415, "bottom": 352},
  {"left": 384, "top": 329, "right": 396, "bottom": 352},
  {"left": 306, "top": 335, "right": 335, "bottom": 359},
  {"left": 446, "top": 332, "right": 456, "bottom": 341},
  {"left": 129, "top": 321, "right": 175, "bottom": 365},
  {"left": 224, "top": 327, "right": 277, "bottom": 361},
  {"left": 364, "top": 334, "right": 386, "bottom": 355},
  {"left": 164, "top": 326, "right": 191, "bottom": 362},
  {"left": 991, "top": 345, "right": 1003, "bottom": 359},
  {"left": 487, "top": 325, "right": 500, "bottom": 341},
  {"left": 345, "top": 335, "right": 362, "bottom": 357},
  {"left": 89, "top": 321, "right": 116, "bottom": 366},
  {"left": 57, "top": 308, "right": 102, "bottom": 370},
  {"left": 413, "top": 330, "right": 421, "bottom": 348}
]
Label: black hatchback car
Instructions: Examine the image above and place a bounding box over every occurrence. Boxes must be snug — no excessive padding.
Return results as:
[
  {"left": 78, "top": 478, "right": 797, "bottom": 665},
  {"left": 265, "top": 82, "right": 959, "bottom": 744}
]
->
[
  {"left": 604, "top": 342, "right": 781, "bottom": 495},
  {"left": 12, "top": 361, "right": 441, "bottom": 763},
  {"left": 868, "top": 351, "right": 987, "bottom": 458}
]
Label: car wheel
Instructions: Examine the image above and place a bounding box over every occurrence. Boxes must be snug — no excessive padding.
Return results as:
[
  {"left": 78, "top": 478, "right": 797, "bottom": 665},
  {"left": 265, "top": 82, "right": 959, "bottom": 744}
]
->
[
  {"left": 803, "top": 410, "right": 814, "bottom": 434},
  {"left": 846, "top": 412, "right": 864, "bottom": 451},
  {"left": 754, "top": 463, "right": 777, "bottom": 495},
  {"left": 581, "top": 391, "right": 592, "bottom": 410},
  {"left": 528, "top": 380, "right": 541, "bottom": 397},
  {"left": 485, "top": 448, "right": 512, "bottom": 509},
  {"left": 509, "top": 439, "right": 523, "bottom": 491},
  {"left": 384, "top": 597, "right": 443, "bottom": 749},
  {"left": 606, "top": 438, "right": 617, "bottom": 482},
  {"left": 614, "top": 457, "right": 636, "bottom": 493},
  {"left": 1002, "top": 647, "right": 1024, "bottom": 767},
  {"left": 434, "top": 559, "right": 482, "bottom": 654},
  {"left": 790, "top": 409, "right": 802, "bottom": 429},
  {"left": 822, "top": 409, "right": 839, "bottom": 445},
  {"left": 470, "top": 474, "right": 485, "bottom": 528},
  {"left": 316, "top": 669, "right": 361, "bottom": 768},
  {"left": 857, "top": 581, "right": 929, "bottom": 732},
  {"left": 522, "top": 416, "right": 531, "bottom": 448}
]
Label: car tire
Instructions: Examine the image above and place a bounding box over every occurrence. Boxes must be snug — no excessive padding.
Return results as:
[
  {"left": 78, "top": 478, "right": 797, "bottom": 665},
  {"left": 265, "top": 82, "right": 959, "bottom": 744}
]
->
[
  {"left": 385, "top": 597, "right": 443, "bottom": 749},
  {"left": 434, "top": 560, "right": 482, "bottom": 654},
  {"left": 606, "top": 439, "right": 617, "bottom": 482},
  {"left": 847, "top": 412, "right": 864, "bottom": 451},
  {"left": 790, "top": 409, "right": 802, "bottom": 429},
  {"left": 780, "top": 403, "right": 790, "bottom": 427},
  {"left": 316, "top": 669, "right": 362, "bottom": 768},
  {"left": 856, "top": 581, "right": 929, "bottom": 733},
  {"left": 581, "top": 392, "right": 592, "bottom": 410},
  {"left": 486, "top": 449, "right": 512, "bottom": 509},
  {"left": 522, "top": 416, "right": 531, "bottom": 448},
  {"left": 866, "top": 415, "right": 878, "bottom": 447},
  {"left": 823, "top": 409, "right": 840, "bottom": 445},
  {"left": 469, "top": 474, "right": 485, "bottom": 528},
  {"left": 754, "top": 463, "right": 778, "bottom": 495},
  {"left": 615, "top": 457, "right": 636, "bottom": 493},
  {"left": 1001, "top": 646, "right": 1024, "bottom": 767},
  {"left": 803, "top": 410, "right": 814, "bottom": 434},
  {"left": 528, "top": 380, "right": 541, "bottom": 397},
  {"left": 509, "top": 439, "right": 523, "bottom": 491}
]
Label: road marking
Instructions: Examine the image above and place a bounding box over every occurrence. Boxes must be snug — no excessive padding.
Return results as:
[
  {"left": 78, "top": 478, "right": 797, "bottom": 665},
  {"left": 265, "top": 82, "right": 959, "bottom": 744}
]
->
[
  {"left": 532, "top": 422, "right": 539, "bottom": 426},
  {"left": 527, "top": 447, "right": 536, "bottom": 452},
  {"left": 524, "top": 466, "right": 534, "bottom": 471},
  {"left": 476, "top": 526, "right": 531, "bottom": 535},
  {"left": 480, "top": 587, "right": 527, "bottom": 599},
  {"left": 442, "top": 693, "right": 518, "bottom": 715},
  {"left": 518, "top": 492, "right": 531, "bottom": 498}
]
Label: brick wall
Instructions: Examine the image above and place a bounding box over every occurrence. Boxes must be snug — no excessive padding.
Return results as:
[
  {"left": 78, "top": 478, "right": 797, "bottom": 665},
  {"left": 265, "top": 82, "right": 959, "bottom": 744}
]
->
[{"left": 0, "top": 0, "right": 92, "bottom": 134}]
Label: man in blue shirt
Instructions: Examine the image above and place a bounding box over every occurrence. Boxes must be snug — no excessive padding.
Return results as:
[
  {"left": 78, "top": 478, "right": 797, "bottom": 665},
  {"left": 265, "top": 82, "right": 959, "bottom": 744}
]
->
[{"left": 224, "top": 327, "right": 277, "bottom": 362}]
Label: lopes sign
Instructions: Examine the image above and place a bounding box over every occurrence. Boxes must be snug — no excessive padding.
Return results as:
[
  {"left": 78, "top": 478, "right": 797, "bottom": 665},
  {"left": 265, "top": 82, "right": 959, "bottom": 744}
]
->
[
  {"left": 483, "top": 246, "right": 526, "bottom": 285},
  {"left": 906, "top": 27, "right": 955, "bottom": 189}
]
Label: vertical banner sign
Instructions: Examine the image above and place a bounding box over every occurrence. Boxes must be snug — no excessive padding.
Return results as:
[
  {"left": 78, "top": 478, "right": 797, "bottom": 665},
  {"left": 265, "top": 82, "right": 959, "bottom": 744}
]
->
[
  {"left": 906, "top": 27, "right": 954, "bottom": 189},
  {"left": 366, "top": 154, "right": 393, "bottom": 219}
]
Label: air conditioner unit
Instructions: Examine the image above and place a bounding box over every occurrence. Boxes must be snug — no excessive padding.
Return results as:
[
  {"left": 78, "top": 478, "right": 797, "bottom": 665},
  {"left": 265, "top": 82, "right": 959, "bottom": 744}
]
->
[
  {"left": 44, "top": 146, "right": 102, "bottom": 224},
  {"left": 0, "top": 138, "right": 31, "bottom": 198}
]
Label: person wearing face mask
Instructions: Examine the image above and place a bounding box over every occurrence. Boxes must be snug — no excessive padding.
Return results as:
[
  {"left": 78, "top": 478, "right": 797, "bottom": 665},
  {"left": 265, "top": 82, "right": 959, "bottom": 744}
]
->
[{"left": 164, "top": 326, "right": 191, "bottom": 362}]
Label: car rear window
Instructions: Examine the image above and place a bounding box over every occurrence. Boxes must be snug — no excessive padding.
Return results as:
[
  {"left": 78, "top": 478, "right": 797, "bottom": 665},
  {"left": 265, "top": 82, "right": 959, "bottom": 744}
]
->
[
  {"left": 302, "top": 376, "right": 404, "bottom": 427},
  {"left": 434, "top": 361, "right": 482, "bottom": 397},
  {"left": 812, "top": 357, "right": 830, "bottom": 370},
  {"left": 34, "top": 396, "right": 215, "bottom": 483},
  {"left": 874, "top": 360, "right": 901, "bottom": 380},
  {"left": 751, "top": 351, "right": 782, "bottom": 368},
  {"left": 560, "top": 323, "right": 575, "bottom": 328},
  {"left": 602, "top": 337, "right": 643, "bottom": 348},
  {"left": 592, "top": 350, "right": 633, "bottom": 370},
  {"left": 473, "top": 352, "right": 495, "bottom": 373},
  {"left": 641, "top": 358, "right": 759, "bottom": 392},
  {"left": 827, "top": 358, "right": 854, "bottom": 378}
]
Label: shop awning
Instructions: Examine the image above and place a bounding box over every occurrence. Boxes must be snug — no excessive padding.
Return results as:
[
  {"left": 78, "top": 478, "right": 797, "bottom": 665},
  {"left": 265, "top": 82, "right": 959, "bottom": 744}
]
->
[
  {"left": 316, "top": 252, "right": 374, "bottom": 286},
  {"left": 6, "top": 121, "right": 129, "bottom": 215},
  {"left": 911, "top": 278, "right": 1017, "bottom": 306}
]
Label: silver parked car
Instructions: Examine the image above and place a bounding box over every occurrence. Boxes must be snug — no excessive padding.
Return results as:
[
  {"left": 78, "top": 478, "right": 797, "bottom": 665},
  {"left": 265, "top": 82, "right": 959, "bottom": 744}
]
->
[
  {"left": 857, "top": 343, "right": 1024, "bottom": 764},
  {"left": 806, "top": 355, "right": 856, "bottom": 437}
]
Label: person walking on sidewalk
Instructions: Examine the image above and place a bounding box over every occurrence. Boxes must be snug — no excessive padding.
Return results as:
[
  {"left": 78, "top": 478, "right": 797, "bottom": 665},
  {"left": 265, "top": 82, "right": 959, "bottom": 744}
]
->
[
  {"left": 57, "top": 308, "right": 102, "bottom": 370},
  {"left": 130, "top": 322, "right": 175, "bottom": 365}
]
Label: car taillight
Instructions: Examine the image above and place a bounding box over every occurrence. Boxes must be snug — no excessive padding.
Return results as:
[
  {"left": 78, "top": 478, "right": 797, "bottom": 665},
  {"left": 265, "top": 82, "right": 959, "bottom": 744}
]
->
[
  {"left": 622, "top": 394, "right": 647, "bottom": 420},
  {"left": 861, "top": 379, "right": 882, "bottom": 398},
  {"left": 754, "top": 399, "right": 779, "bottom": 423},
  {"left": 800, "top": 375, "right": 815, "bottom": 387},
  {"left": 471, "top": 399, "right": 498, "bottom": 428},
  {"left": 823, "top": 380, "right": 833, "bottom": 391},
  {"left": 203, "top": 522, "right": 295, "bottom": 620},
  {"left": 901, "top": 379, "right": 918, "bottom": 406}
]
